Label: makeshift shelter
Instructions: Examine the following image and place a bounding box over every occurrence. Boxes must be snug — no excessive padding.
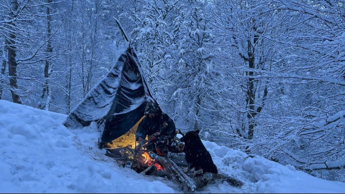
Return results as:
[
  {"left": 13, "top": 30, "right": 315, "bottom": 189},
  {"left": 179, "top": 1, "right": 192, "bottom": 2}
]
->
[{"left": 63, "top": 46, "right": 155, "bottom": 149}]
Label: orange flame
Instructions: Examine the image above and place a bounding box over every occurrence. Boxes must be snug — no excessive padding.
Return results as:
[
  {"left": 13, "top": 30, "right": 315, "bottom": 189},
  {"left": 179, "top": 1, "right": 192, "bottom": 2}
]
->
[
  {"left": 141, "top": 152, "right": 164, "bottom": 171},
  {"left": 154, "top": 163, "right": 164, "bottom": 171}
]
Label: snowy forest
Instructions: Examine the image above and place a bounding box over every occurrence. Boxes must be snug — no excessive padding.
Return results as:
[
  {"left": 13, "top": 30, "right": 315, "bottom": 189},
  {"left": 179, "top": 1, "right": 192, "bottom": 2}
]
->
[{"left": 1, "top": 0, "right": 344, "bottom": 183}]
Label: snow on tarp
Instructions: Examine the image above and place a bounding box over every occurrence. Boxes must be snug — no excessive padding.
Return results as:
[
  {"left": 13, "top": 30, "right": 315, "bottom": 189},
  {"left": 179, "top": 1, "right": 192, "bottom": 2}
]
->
[{"left": 63, "top": 46, "right": 154, "bottom": 145}]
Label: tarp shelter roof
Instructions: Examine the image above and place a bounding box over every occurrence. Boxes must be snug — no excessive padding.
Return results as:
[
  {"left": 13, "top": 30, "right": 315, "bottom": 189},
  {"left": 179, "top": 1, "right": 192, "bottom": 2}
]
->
[{"left": 63, "top": 46, "right": 154, "bottom": 146}]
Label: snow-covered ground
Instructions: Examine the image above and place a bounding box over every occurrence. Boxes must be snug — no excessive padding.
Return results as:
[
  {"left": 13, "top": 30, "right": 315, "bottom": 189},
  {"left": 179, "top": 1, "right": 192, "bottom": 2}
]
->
[{"left": 1, "top": 99, "right": 345, "bottom": 193}]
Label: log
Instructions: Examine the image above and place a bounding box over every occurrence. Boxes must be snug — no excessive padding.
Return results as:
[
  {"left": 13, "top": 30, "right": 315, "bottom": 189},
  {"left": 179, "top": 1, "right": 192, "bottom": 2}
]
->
[{"left": 150, "top": 151, "right": 197, "bottom": 192}]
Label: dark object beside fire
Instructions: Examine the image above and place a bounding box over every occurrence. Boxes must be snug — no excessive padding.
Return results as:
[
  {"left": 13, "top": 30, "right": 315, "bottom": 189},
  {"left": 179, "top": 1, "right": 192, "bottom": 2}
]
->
[
  {"left": 180, "top": 130, "right": 218, "bottom": 175},
  {"left": 105, "top": 133, "right": 243, "bottom": 191}
]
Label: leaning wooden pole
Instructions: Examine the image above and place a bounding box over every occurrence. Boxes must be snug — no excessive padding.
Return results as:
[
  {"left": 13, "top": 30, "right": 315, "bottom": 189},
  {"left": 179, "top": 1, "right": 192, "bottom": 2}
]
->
[{"left": 114, "top": 17, "right": 129, "bottom": 42}]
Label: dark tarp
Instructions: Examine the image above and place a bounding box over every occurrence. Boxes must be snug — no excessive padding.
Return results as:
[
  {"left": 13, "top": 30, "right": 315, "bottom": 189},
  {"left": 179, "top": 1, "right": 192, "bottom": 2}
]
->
[{"left": 63, "top": 46, "right": 154, "bottom": 146}]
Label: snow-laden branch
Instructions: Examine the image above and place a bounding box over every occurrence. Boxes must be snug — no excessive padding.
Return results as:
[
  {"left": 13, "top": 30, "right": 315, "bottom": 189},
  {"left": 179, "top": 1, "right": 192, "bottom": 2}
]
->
[
  {"left": 306, "top": 159, "right": 345, "bottom": 170},
  {"left": 244, "top": 73, "right": 345, "bottom": 87},
  {"left": 325, "top": 111, "right": 345, "bottom": 126},
  {"left": 17, "top": 25, "right": 61, "bottom": 63}
]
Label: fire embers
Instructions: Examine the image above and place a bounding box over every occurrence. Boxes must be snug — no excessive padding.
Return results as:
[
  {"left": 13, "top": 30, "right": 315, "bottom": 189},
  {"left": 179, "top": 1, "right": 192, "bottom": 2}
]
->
[
  {"left": 141, "top": 151, "right": 164, "bottom": 171},
  {"left": 132, "top": 150, "right": 166, "bottom": 176}
]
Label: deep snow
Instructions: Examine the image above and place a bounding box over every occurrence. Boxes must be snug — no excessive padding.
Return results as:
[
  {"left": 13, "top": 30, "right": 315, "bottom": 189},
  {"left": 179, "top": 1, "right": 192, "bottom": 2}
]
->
[{"left": 1, "top": 99, "right": 345, "bottom": 193}]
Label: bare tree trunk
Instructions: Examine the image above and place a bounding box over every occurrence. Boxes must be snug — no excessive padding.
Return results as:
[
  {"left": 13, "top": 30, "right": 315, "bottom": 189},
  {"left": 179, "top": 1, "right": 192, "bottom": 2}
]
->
[
  {"left": 86, "top": 1, "right": 99, "bottom": 94},
  {"left": 239, "top": 29, "right": 268, "bottom": 139},
  {"left": 246, "top": 38, "right": 256, "bottom": 139},
  {"left": 81, "top": 21, "right": 87, "bottom": 97},
  {"left": 65, "top": 0, "right": 74, "bottom": 113},
  {"left": 39, "top": 0, "right": 53, "bottom": 110},
  {"left": 0, "top": 41, "right": 6, "bottom": 99},
  {"left": 0, "top": 59, "right": 6, "bottom": 99},
  {"left": 193, "top": 94, "right": 201, "bottom": 131},
  {"left": 66, "top": 59, "right": 72, "bottom": 113},
  {"left": 6, "top": 0, "right": 22, "bottom": 104},
  {"left": 80, "top": 2, "right": 98, "bottom": 98}
]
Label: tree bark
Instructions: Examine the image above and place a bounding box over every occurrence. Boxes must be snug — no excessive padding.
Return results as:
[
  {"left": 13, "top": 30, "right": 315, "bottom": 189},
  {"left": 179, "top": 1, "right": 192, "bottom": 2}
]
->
[
  {"left": 246, "top": 38, "right": 256, "bottom": 139},
  {"left": 39, "top": 0, "right": 53, "bottom": 110},
  {"left": 0, "top": 59, "right": 6, "bottom": 99},
  {"left": 193, "top": 94, "right": 201, "bottom": 131},
  {"left": 6, "top": 0, "right": 22, "bottom": 104},
  {"left": 242, "top": 29, "right": 268, "bottom": 139},
  {"left": 65, "top": 0, "right": 74, "bottom": 114}
]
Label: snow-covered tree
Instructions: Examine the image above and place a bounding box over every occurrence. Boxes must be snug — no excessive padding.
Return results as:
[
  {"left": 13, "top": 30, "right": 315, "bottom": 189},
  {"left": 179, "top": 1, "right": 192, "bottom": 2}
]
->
[{"left": 211, "top": 0, "right": 278, "bottom": 140}]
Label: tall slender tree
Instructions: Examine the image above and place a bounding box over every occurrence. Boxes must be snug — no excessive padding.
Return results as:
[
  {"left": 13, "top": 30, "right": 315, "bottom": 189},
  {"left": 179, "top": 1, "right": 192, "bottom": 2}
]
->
[
  {"left": 38, "top": 0, "right": 54, "bottom": 110},
  {"left": 213, "top": 0, "right": 275, "bottom": 139},
  {"left": 0, "top": 39, "right": 6, "bottom": 99},
  {"left": 5, "top": 0, "right": 21, "bottom": 104}
]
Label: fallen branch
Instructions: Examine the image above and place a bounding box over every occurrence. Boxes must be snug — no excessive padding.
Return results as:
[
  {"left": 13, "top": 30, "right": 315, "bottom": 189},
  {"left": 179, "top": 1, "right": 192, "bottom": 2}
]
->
[{"left": 305, "top": 159, "right": 345, "bottom": 170}]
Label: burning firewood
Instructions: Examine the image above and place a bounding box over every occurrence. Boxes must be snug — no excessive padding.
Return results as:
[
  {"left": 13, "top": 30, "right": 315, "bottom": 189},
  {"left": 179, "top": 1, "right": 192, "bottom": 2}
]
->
[
  {"left": 148, "top": 151, "right": 197, "bottom": 191},
  {"left": 103, "top": 131, "right": 243, "bottom": 192}
]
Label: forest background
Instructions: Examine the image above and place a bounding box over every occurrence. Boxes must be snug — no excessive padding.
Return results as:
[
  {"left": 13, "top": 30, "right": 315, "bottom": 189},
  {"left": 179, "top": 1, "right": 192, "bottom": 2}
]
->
[{"left": 1, "top": 0, "right": 344, "bottom": 182}]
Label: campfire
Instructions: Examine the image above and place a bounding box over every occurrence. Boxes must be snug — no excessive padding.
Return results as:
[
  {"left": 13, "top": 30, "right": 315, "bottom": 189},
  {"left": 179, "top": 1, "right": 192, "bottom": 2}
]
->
[
  {"left": 132, "top": 150, "right": 165, "bottom": 174},
  {"left": 101, "top": 118, "right": 200, "bottom": 191},
  {"left": 141, "top": 151, "right": 164, "bottom": 171},
  {"left": 104, "top": 134, "right": 202, "bottom": 192}
]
